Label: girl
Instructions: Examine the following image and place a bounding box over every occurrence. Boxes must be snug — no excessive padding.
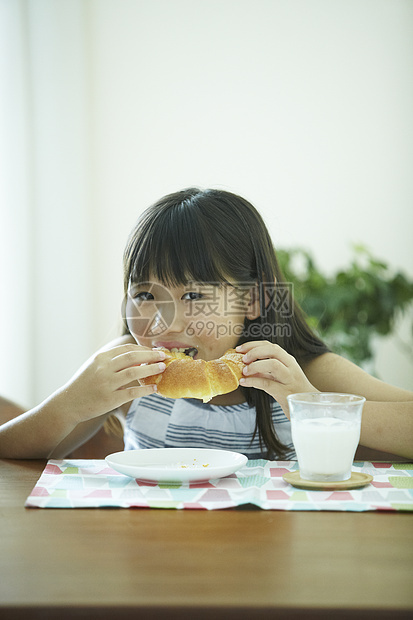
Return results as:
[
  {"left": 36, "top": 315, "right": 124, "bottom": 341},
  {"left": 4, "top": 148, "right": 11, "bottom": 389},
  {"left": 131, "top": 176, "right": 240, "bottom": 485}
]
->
[{"left": 0, "top": 188, "right": 412, "bottom": 459}]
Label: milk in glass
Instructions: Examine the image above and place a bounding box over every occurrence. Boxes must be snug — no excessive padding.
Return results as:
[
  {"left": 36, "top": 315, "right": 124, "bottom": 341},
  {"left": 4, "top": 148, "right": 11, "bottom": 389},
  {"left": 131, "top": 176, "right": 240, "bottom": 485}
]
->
[{"left": 291, "top": 416, "right": 361, "bottom": 481}]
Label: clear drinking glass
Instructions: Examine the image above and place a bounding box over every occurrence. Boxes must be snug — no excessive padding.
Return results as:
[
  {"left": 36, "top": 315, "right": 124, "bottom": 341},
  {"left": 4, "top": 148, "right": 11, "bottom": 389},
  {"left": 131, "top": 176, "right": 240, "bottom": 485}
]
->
[{"left": 287, "top": 392, "right": 365, "bottom": 482}]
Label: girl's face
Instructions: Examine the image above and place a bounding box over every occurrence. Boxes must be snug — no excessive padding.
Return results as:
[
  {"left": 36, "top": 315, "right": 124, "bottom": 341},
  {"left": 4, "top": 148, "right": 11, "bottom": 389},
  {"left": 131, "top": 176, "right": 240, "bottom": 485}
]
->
[{"left": 125, "top": 277, "right": 252, "bottom": 360}]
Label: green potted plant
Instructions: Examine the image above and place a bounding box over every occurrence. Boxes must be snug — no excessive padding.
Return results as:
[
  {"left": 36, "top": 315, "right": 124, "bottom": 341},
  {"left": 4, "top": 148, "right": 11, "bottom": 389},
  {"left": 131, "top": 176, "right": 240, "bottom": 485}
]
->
[{"left": 277, "top": 245, "right": 413, "bottom": 372}]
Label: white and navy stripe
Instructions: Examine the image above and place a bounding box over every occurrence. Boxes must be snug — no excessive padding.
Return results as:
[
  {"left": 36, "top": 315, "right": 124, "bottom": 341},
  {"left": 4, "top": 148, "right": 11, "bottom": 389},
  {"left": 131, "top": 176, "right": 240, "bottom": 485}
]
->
[{"left": 124, "top": 393, "right": 296, "bottom": 460}]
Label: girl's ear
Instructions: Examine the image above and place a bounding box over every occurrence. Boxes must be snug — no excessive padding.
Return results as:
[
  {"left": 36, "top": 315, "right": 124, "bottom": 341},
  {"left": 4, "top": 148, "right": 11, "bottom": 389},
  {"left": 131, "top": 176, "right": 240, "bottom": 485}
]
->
[{"left": 246, "top": 280, "right": 276, "bottom": 320}]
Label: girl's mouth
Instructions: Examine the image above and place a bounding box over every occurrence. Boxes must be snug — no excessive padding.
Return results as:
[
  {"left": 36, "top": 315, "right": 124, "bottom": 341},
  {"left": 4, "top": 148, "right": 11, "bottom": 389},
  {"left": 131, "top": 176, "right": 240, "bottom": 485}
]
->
[
  {"left": 153, "top": 343, "right": 199, "bottom": 359},
  {"left": 170, "top": 347, "right": 198, "bottom": 358}
]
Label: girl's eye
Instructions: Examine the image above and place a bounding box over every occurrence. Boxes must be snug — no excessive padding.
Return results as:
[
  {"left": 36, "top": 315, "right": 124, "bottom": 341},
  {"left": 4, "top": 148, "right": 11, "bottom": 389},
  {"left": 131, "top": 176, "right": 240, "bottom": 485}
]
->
[
  {"left": 182, "top": 292, "right": 203, "bottom": 301},
  {"left": 132, "top": 291, "right": 154, "bottom": 302}
]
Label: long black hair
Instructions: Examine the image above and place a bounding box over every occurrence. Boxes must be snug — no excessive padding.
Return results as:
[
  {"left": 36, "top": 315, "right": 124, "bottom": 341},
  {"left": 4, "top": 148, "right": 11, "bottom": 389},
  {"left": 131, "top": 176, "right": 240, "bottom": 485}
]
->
[{"left": 122, "top": 188, "right": 329, "bottom": 458}]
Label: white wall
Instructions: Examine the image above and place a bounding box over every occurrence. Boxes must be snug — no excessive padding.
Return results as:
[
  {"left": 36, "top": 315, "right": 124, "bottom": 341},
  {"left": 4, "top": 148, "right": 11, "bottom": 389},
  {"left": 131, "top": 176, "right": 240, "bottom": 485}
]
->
[{"left": 1, "top": 0, "right": 412, "bottom": 408}]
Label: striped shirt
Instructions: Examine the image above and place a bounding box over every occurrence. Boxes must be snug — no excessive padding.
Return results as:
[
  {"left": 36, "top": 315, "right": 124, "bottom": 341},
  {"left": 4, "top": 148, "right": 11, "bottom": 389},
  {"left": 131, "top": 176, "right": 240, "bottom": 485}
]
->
[{"left": 124, "top": 393, "right": 296, "bottom": 460}]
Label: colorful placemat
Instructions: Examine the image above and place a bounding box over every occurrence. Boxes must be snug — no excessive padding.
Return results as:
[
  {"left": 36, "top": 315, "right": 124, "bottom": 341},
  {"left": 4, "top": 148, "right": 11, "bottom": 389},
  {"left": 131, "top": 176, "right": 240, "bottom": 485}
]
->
[{"left": 25, "top": 459, "right": 413, "bottom": 511}]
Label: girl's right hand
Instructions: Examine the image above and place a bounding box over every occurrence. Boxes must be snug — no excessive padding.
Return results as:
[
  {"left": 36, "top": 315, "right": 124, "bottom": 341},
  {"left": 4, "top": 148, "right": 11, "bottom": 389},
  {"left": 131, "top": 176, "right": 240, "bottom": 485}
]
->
[{"left": 57, "top": 344, "right": 167, "bottom": 423}]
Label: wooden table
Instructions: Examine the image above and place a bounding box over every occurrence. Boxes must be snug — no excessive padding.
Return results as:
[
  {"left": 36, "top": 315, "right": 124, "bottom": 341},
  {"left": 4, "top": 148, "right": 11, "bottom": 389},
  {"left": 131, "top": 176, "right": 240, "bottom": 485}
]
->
[{"left": 1, "top": 459, "right": 412, "bottom": 619}]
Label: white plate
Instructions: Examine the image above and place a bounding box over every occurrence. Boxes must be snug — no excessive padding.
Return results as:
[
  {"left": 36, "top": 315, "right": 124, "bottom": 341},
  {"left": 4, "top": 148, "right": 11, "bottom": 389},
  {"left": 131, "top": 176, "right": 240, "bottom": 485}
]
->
[{"left": 105, "top": 448, "right": 248, "bottom": 483}]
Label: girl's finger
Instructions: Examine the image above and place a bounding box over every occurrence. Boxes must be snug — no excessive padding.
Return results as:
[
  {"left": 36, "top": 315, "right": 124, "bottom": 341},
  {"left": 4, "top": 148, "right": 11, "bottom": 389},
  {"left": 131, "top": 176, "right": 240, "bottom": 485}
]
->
[
  {"left": 242, "top": 359, "right": 289, "bottom": 384},
  {"left": 238, "top": 342, "right": 292, "bottom": 367},
  {"left": 236, "top": 340, "right": 270, "bottom": 353},
  {"left": 239, "top": 375, "right": 276, "bottom": 394},
  {"left": 121, "top": 384, "right": 159, "bottom": 401},
  {"left": 107, "top": 343, "right": 151, "bottom": 356},
  {"left": 110, "top": 349, "right": 166, "bottom": 372},
  {"left": 114, "top": 362, "right": 166, "bottom": 389}
]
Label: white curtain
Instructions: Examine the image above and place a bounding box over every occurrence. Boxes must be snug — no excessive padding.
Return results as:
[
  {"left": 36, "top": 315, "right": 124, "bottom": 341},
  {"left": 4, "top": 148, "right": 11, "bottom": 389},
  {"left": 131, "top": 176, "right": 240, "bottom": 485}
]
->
[{"left": 1, "top": 0, "right": 95, "bottom": 407}]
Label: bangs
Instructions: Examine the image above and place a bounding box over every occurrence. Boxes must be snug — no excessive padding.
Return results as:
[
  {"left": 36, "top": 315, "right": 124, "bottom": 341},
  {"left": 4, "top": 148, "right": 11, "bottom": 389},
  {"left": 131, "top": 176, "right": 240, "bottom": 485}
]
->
[
  {"left": 131, "top": 232, "right": 232, "bottom": 287},
  {"left": 125, "top": 192, "right": 254, "bottom": 289},
  {"left": 129, "top": 220, "right": 233, "bottom": 287}
]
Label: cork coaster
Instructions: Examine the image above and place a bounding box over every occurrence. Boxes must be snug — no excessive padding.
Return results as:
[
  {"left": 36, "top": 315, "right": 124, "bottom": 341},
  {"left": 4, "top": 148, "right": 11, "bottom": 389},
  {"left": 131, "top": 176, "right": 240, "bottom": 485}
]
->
[{"left": 282, "top": 470, "right": 373, "bottom": 491}]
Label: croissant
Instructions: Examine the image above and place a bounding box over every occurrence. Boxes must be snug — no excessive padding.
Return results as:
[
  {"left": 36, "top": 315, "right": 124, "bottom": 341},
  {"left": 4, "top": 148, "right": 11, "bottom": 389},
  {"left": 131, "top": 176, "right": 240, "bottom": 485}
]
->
[{"left": 141, "top": 348, "right": 244, "bottom": 403}]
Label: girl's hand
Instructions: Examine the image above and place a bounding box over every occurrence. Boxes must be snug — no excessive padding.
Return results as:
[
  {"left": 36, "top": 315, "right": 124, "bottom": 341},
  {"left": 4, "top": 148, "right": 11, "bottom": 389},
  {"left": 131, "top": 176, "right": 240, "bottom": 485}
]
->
[
  {"left": 57, "top": 344, "right": 167, "bottom": 423},
  {"left": 236, "top": 341, "right": 318, "bottom": 416}
]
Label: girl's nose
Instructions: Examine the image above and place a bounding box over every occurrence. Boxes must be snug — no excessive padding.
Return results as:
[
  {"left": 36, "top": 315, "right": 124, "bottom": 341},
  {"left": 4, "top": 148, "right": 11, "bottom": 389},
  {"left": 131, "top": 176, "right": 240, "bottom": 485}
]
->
[{"left": 153, "top": 300, "right": 186, "bottom": 335}]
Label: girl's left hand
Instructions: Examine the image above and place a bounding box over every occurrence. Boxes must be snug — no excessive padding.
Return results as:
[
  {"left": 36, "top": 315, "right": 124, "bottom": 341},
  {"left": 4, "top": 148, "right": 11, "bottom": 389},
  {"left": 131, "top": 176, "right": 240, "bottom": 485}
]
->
[{"left": 236, "top": 340, "right": 318, "bottom": 416}]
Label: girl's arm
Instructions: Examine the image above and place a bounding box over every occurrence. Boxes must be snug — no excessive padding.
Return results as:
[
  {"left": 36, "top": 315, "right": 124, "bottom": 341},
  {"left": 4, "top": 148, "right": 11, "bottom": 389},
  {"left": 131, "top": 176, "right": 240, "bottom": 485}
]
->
[
  {"left": 238, "top": 342, "right": 413, "bottom": 459},
  {"left": 0, "top": 342, "right": 166, "bottom": 459}
]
